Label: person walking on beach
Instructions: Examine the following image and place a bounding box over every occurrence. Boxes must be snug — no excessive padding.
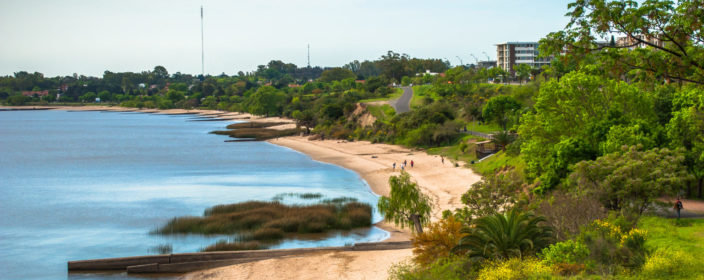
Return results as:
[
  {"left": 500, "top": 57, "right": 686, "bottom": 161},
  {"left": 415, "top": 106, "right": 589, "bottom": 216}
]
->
[
  {"left": 441, "top": 156, "right": 444, "bottom": 165},
  {"left": 392, "top": 162, "right": 396, "bottom": 171},
  {"left": 404, "top": 160, "right": 407, "bottom": 166},
  {"left": 674, "top": 198, "right": 684, "bottom": 219},
  {"left": 410, "top": 160, "right": 414, "bottom": 168}
]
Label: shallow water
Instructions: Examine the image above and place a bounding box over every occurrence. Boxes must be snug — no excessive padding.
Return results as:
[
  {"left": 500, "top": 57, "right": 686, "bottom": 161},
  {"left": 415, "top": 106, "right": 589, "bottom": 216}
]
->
[{"left": 0, "top": 110, "right": 386, "bottom": 280}]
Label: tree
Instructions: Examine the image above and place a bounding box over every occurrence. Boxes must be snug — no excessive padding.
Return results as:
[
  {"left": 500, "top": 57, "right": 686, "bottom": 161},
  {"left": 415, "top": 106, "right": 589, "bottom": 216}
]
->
[
  {"left": 291, "top": 109, "right": 316, "bottom": 134},
  {"left": 456, "top": 169, "right": 524, "bottom": 223},
  {"left": 319, "top": 68, "right": 356, "bottom": 82},
  {"left": 378, "top": 172, "right": 432, "bottom": 234},
  {"left": 667, "top": 87, "right": 704, "bottom": 197},
  {"left": 482, "top": 95, "right": 521, "bottom": 131},
  {"left": 453, "top": 209, "right": 554, "bottom": 261},
  {"left": 80, "top": 92, "right": 96, "bottom": 103},
  {"left": 541, "top": 0, "right": 704, "bottom": 85},
  {"left": 246, "top": 86, "right": 286, "bottom": 117},
  {"left": 513, "top": 64, "right": 532, "bottom": 84},
  {"left": 569, "top": 146, "right": 692, "bottom": 216}
]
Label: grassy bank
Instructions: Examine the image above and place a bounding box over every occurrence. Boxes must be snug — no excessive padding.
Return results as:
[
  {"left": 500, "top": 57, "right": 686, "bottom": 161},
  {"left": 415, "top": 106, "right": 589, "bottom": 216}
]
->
[
  {"left": 211, "top": 127, "right": 298, "bottom": 140},
  {"left": 156, "top": 200, "right": 373, "bottom": 250}
]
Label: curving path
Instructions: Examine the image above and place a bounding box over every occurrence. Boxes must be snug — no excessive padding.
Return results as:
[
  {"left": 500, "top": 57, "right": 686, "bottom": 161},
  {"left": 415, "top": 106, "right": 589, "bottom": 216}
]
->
[{"left": 389, "top": 86, "right": 413, "bottom": 113}]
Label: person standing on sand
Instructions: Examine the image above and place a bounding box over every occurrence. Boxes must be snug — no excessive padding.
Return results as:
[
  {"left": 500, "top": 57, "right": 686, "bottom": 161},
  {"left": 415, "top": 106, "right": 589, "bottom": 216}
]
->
[
  {"left": 404, "top": 160, "right": 407, "bottom": 166},
  {"left": 392, "top": 162, "right": 396, "bottom": 171},
  {"left": 441, "top": 156, "right": 444, "bottom": 165},
  {"left": 674, "top": 198, "right": 684, "bottom": 219},
  {"left": 411, "top": 160, "right": 414, "bottom": 167}
]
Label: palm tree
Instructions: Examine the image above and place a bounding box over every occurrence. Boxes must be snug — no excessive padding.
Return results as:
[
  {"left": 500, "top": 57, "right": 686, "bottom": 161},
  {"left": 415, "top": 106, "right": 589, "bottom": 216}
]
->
[{"left": 453, "top": 209, "right": 554, "bottom": 261}]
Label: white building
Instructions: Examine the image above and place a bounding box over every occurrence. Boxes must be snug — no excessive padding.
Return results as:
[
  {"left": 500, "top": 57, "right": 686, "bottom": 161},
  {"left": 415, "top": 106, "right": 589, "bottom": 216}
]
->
[{"left": 496, "top": 42, "right": 551, "bottom": 76}]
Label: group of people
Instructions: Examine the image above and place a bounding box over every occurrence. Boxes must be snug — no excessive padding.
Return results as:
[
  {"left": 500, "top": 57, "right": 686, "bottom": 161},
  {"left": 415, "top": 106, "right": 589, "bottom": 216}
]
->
[{"left": 392, "top": 159, "right": 414, "bottom": 171}]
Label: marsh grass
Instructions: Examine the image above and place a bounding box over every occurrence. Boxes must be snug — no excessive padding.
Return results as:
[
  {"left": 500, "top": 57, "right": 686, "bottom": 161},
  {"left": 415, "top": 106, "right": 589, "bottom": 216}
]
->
[
  {"left": 226, "top": 122, "right": 289, "bottom": 129},
  {"left": 210, "top": 128, "right": 298, "bottom": 140},
  {"left": 156, "top": 201, "right": 372, "bottom": 243},
  {"left": 202, "top": 240, "right": 263, "bottom": 252}
]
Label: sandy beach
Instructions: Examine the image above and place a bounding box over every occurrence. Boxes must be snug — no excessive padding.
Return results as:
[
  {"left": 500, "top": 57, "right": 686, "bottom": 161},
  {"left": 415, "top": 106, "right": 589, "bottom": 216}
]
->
[{"left": 184, "top": 136, "right": 482, "bottom": 280}]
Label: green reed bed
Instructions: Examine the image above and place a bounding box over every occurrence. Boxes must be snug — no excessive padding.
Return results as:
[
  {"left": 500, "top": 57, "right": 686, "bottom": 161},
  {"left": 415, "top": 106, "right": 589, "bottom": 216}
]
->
[{"left": 155, "top": 200, "right": 373, "bottom": 251}]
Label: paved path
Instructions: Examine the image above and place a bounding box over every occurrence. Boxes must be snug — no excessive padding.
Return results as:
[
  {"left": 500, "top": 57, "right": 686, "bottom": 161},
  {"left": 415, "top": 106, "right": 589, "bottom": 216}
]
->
[{"left": 389, "top": 86, "right": 412, "bottom": 113}]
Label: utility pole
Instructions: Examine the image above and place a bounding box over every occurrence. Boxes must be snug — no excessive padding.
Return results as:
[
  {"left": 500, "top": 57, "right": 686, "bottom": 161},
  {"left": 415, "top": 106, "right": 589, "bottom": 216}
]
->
[
  {"left": 201, "top": 6, "right": 204, "bottom": 78},
  {"left": 307, "top": 44, "right": 310, "bottom": 68}
]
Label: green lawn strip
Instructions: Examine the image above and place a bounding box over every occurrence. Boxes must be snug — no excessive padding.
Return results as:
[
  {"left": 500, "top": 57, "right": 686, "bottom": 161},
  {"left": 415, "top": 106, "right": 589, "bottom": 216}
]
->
[
  {"left": 629, "top": 216, "right": 704, "bottom": 279},
  {"left": 366, "top": 104, "right": 396, "bottom": 123},
  {"left": 410, "top": 85, "right": 438, "bottom": 109},
  {"left": 463, "top": 121, "right": 502, "bottom": 134},
  {"left": 471, "top": 150, "right": 525, "bottom": 176},
  {"left": 425, "top": 134, "right": 484, "bottom": 165}
]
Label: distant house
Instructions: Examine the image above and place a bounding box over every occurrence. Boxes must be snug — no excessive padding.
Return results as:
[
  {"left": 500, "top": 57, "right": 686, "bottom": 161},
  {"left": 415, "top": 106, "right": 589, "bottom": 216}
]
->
[
  {"left": 22, "top": 90, "right": 49, "bottom": 97},
  {"left": 288, "top": 84, "right": 301, "bottom": 88},
  {"left": 355, "top": 80, "right": 365, "bottom": 84}
]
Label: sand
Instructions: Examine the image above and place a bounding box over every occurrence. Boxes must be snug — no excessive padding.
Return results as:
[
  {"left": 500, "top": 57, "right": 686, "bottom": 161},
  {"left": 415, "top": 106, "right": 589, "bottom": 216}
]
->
[{"left": 182, "top": 137, "right": 482, "bottom": 280}]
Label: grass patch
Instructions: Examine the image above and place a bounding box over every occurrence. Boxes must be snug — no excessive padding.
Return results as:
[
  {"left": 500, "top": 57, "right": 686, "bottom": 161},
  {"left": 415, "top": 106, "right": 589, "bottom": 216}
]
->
[
  {"left": 463, "top": 121, "right": 502, "bottom": 134},
  {"left": 202, "top": 240, "right": 263, "bottom": 252},
  {"left": 226, "top": 122, "right": 290, "bottom": 129},
  {"left": 426, "top": 135, "right": 483, "bottom": 164},
  {"left": 410, "top": 85, "right": 439, "bottom": 109},
  {"left": 629, "top": 216, "right": 704, "bottom": 279},
  {"left": 359, "top": 88, "right": 403, "bottom": 103},
  {"left": 366, "top": 104, "right": 396, "bottom": 123},
  {"left": 156, "top": 200, "right": 373, "bottom": 243},
  {"left": 210, "top": 128, "right": 298, "bottom": 141},
  {"left": 471, "top": 150, "right": 525, "bottom": 176}
]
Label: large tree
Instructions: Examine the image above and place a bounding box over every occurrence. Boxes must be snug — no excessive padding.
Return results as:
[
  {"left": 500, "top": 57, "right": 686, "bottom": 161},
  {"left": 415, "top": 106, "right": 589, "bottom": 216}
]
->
[
  {"left": 482, "top": 95, "right": 521, "bottom": 131},
  {"left": 541, "top": 0, "right": 704, "bottom": 84},
  {"left": 569, "top": 146, "right": 691, "bottom": 215},
  {"left": 378, "top": 172, "right": 432, "bottom": 234}
]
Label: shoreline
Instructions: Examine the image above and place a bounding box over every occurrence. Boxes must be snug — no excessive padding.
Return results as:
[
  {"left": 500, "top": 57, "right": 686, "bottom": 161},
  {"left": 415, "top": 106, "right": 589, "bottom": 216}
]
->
[
  {"left": 186, "top": 137, "right": 482, "bottom": 280},
  {"left": 5, "top": 105, "right": 483, "bottom": 279}
]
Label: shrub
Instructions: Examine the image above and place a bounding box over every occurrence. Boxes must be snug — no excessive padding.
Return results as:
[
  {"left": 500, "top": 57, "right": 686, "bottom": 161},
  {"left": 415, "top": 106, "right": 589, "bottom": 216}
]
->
[
  {"left": 411, "top": 216, "right": 467, "bottom": 266},
  {"left": 579, "top": 218, "right": 648, "bottom": 273},
  {"left": 640, "top": 249, "right": 696, "bottom": 278},
  {"left": 477, "top": 257, "right": 554, "bottom": 280},
  {"left": 388, "top": 257, "right": 474, "bottom": 280},
  {"left": 539, "top": 239, "right": 590, "bottom": 266}
]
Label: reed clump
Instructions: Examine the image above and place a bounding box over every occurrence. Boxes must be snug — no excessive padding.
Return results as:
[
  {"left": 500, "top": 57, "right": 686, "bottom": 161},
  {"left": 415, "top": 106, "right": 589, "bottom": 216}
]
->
[
  {"left": 210, "top": 128, "right": 298, "bottom": 140},
  {"left": 202, "top": 240, "right": 263, "bottom": 252},
  {"left": 226, "top": 122, "right": 289, "bottom": 129},
  {"left": 156, "top": 201, "right": 372, "bottom": 243}
]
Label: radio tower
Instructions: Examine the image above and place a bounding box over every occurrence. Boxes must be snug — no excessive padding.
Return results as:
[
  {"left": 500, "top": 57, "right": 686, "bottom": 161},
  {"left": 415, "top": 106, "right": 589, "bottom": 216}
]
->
[
  {"left": 307, "top": 44, "right": 310, "bottom": 68},
  {"left": 200, "top": 6, "right": 205, "bottom": 78}
]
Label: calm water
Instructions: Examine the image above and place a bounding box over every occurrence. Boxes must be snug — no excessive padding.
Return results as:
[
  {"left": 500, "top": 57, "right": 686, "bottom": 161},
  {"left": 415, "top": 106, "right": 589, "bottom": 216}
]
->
[{"left": 0, "top": 110, "right": 386, "bottom": 280}]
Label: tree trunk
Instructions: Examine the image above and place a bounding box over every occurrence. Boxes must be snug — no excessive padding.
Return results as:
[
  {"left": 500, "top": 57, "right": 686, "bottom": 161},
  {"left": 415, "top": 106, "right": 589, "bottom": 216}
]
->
[
  {"left": 410, "top": 214, "right": 423, "bottom": 234},
  {"left": 698, "top": 177, "right": 703, "bottom": 199}
]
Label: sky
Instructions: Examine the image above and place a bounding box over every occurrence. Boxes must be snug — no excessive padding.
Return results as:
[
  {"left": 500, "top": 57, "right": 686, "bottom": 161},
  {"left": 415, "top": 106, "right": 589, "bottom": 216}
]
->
[{"left": 0, "top": 0, "right": 573, "bottom": 77}]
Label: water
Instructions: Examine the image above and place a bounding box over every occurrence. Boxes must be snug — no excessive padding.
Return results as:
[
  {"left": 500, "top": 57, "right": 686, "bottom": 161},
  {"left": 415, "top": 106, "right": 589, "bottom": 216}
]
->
[{"left": 0, "top": 110, "right": 387, "bottom": 280}]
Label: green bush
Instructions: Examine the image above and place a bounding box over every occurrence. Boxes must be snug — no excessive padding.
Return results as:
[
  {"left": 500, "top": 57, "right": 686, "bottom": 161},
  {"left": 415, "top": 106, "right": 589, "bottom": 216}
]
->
[
  {"left": 540, "top": 239, "right": 590, "bottom": 266},
  {"left": 477, "top": 257, "right": 555, "bottom": 280},
  {"left": 388, "top": 257, "right": 474, "bottom": 280}
]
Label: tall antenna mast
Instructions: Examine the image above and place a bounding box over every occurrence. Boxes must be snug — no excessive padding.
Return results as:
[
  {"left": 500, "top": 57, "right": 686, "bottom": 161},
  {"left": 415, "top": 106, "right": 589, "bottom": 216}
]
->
[
  {"left": 307, "top": 44, "right": 310, "bottom": 68},
  {"left": 200, "top": 6, "right": 204, "bottom": 77}
]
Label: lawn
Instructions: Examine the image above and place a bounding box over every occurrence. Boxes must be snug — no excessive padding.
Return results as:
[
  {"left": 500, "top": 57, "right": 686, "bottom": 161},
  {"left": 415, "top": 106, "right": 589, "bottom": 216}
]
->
[
  {"left": 471, "top": 150, "right": 525, "bottom": 176},
  {"left": 426, "top": 134, "right": 486, "bottom": 165},
  {"left": 629, "top": 216, "right": 704, "bottom": 279},
  {"left": 366, "top": 104, "right": 396, "bottom": 123},
  {"left": 463, "top": 121, "right": 502, "bottom": 134},
  {"left": 410, "top": 85, "right": 440, "bottom": 108}
]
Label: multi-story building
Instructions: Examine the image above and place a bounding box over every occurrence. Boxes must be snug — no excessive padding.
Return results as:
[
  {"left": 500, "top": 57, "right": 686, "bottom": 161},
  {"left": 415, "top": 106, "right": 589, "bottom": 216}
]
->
[
  {"left": 616, "top": 35, "right": 663, "bottom": 50},
  {"left": 496, "top": 42, "right": 551, "bottom": 76}
]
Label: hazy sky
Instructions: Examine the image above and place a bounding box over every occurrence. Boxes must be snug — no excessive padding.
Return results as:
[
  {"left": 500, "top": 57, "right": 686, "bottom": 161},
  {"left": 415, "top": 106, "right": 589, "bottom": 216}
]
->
[{"left": 0, "top": 0, "right": 572, "bottom": 77}]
